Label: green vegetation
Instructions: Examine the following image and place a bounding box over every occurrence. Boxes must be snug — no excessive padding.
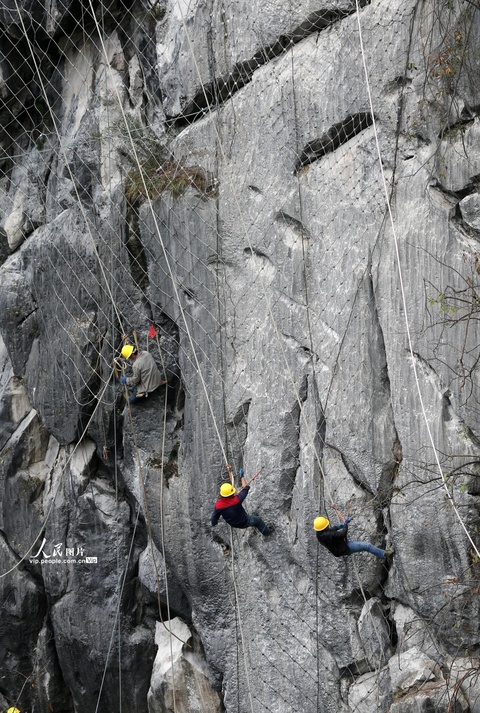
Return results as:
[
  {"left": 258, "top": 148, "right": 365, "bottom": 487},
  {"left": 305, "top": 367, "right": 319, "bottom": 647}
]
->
[
  {"left": 426, "top": 252, "right": 480, "bottom": 320},
  {"left": 102, "top": 116, "right": 216, "bottom": 205},
  {"left": 125, "top": 159, "right": 216, "bottom": 205}
]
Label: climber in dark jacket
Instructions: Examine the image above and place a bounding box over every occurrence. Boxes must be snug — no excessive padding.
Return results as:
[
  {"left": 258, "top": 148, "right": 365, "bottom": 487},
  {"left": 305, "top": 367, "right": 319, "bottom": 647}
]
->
[
  {"left": 211, "top": 472, "right": 272, "bottom": 536},
  {"left": 314, "top": 517, "right": 394, "bottom": 559}
]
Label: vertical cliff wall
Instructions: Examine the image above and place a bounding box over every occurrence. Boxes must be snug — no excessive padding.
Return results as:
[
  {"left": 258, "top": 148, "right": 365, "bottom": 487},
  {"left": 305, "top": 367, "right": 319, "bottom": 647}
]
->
[{"left": 1, "top": 0, "right": 480, "bottom": 710}]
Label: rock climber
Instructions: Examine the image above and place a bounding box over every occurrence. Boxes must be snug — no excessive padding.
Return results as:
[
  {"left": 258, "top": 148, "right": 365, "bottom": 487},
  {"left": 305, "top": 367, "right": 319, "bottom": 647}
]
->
[
  {"left": 211, "top": 468, "right": 272, "bottom": 536},
  {"left": 119, "top": 344, "right": 166, "bottom": 403},
  {"left": 313, "top": 516, "right": 394, "bottom": 559}
]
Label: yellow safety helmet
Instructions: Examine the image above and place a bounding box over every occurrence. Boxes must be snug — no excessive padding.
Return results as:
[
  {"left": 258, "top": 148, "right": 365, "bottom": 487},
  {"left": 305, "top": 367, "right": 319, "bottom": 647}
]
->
[
  {"left": 7, "top": 707, "right": 21, "bottom": 713},
  {"left": 121, "top": 344, "right": 135, "bottom": 359},
  {"left": 313, "top": 516, "right": 330, "bottom": 531},
  {"left": 220, "top": 483, "right": 236, "bottom": 497}
]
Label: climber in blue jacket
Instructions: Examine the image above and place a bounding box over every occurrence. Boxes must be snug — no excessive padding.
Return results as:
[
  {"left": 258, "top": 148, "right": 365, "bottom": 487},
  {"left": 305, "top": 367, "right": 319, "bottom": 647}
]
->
[
  {"left": 314, "top": 516, "right": 394, "bottom": 559},
  {"left": 211, "top": 469, "right": 272, "bottom": 536}
]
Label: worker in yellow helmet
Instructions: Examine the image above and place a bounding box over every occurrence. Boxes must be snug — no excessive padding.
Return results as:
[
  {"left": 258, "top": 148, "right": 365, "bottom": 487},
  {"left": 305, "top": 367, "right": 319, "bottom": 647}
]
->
[
  {"left": 313, "top": 516, "right": 394, "bottom": 559},
  {"left": 119, "top": 344, "right": 166, "bottom": 404},
  {"left": 211, "top": 467, "right": 272, "bottom": 536}
]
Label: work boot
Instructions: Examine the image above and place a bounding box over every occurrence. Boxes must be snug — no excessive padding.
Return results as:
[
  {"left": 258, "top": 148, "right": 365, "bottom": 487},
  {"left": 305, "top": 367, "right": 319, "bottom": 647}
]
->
[{"left": 384, "top": 548, "right": 395, "bottom": 558}]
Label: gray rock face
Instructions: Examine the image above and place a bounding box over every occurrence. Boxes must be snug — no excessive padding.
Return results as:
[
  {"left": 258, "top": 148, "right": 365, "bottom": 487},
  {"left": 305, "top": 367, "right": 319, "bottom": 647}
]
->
[
  {"left": 1, "top": 0, "right": 480, "bottom": 710},
  {"left": 148, "top": 618, "right": 223, "bottom": 713}
]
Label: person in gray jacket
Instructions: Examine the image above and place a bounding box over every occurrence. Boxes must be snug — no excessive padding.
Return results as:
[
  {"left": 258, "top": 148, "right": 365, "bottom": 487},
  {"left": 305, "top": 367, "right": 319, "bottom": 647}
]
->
[{"left": 119, "top": 344, "right": 166, "bottom": 403}]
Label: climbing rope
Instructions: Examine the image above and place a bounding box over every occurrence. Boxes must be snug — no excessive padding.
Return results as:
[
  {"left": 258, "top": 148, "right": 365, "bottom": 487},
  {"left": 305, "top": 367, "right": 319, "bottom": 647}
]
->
[
  {"left": 2, "top": 0, "right": 478, "bottom": 710},
  {"left": 354, "top": 0, "right": 480, "bottom": 559}
]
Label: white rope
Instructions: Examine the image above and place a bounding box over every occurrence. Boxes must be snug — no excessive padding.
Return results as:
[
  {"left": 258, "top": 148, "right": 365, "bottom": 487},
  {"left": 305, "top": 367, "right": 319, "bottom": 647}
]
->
[
  {"left": 171, "top": 4, "right": 396, "bottom": 706},
  {"left": 354, "top": 0, "right": 480, "bottom": 558},
  {"left": 229, "top": 529, "right": 255, "bottom": 713}
]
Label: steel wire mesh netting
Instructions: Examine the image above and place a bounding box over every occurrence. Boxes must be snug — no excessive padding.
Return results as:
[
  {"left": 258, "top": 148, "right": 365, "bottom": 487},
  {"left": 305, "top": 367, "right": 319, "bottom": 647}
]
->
[{"left": 1, "top": 0, "right": 480, "bottom": 711}]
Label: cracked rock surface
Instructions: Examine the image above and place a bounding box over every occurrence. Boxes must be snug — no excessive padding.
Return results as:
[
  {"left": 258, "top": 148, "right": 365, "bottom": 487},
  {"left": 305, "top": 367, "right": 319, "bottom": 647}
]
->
[{"left": 1, "top": 0, "right": 480, "bottom": 710}]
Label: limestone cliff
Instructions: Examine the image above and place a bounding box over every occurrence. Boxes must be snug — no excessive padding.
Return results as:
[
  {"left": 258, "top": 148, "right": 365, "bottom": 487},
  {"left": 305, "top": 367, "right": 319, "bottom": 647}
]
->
[{"left": 1, "top": 0, "right": 480, "bottom": 710}]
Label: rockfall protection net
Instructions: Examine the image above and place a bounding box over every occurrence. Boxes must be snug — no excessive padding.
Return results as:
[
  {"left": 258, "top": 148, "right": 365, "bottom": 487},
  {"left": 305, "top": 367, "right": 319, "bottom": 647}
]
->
[{"left": 1, "top": 0, "right": 480, "bottom": 710}]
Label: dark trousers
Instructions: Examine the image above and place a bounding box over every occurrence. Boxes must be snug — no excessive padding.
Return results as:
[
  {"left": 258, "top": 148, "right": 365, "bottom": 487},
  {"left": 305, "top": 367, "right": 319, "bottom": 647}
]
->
[
  {"left": 129, "top": 387, "right": 148, "bottom": 404},
  {"left": 245, "top": 514, "right": 270, "bottom": 536}
]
